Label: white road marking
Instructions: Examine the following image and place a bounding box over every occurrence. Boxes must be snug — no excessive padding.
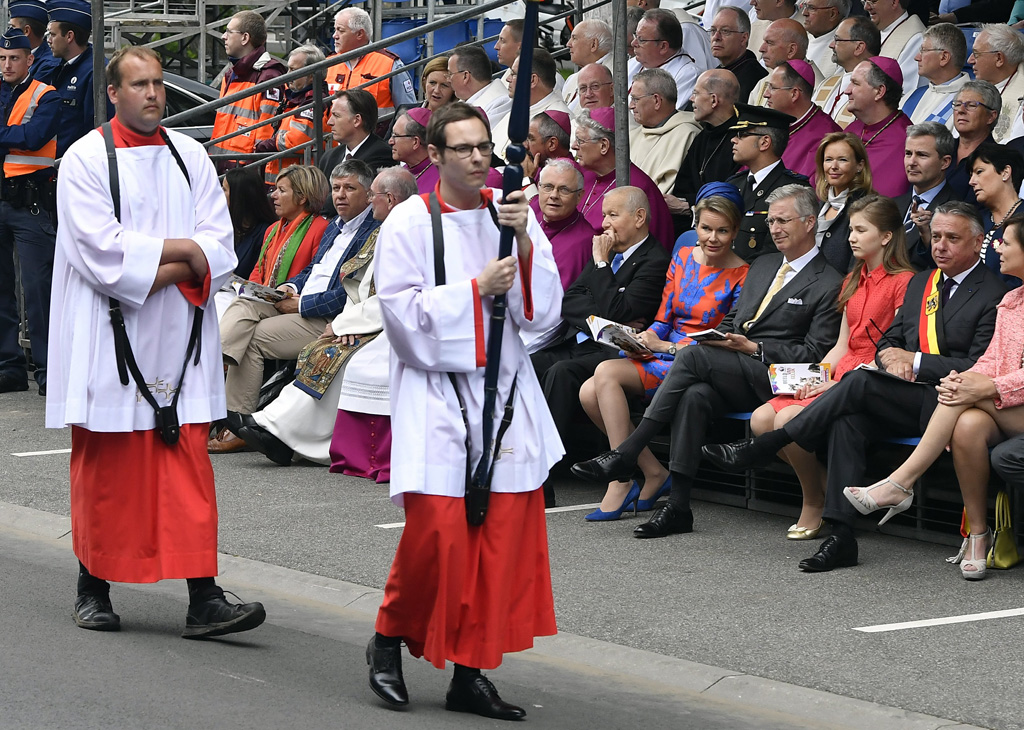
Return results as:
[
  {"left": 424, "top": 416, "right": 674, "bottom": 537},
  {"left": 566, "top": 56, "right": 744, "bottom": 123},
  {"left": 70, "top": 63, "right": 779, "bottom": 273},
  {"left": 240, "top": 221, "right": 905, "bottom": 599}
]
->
[
  {"left": 12, "top": 448, "right": 72, "bottom": 457},
  {"left": 853, "top": 607, "right": 1024, "bottom": 633},
  {"left": 375, "top": 502, "right": 604, "bottom": 528}
]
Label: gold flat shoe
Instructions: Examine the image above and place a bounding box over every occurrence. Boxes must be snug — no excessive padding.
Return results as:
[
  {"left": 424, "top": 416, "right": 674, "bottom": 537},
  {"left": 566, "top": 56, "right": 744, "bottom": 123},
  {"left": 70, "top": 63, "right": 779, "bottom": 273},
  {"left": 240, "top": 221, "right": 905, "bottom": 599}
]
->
[{"left": 786, "top": 520, "right": 824, "bottom": 540}]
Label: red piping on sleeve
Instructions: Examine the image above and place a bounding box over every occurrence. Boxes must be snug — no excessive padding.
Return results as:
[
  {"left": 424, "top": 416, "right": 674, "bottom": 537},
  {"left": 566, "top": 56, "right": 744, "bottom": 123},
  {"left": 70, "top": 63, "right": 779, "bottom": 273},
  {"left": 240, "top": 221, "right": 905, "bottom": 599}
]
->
[
  {"left": 471, "top": 278, "right": 486, "bottom": 367},
  {"left": 519, "top": 244, "right": 534, "bottom": 321}
]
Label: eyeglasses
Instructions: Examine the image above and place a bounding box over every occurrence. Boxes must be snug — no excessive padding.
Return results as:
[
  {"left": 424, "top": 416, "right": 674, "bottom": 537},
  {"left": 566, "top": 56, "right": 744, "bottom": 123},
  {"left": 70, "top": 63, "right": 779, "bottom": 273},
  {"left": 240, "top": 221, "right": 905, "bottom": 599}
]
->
[
  {"left": 801, "top": 3, "right": 833, "bottom": 12},
  {"left": 443, "top": 69, "right": 466, "bottom": 81},
  {"left": 224, "top": 27, "right": 245, "bottom": 35},
  {"left": 538, "top": 183, "right": 583, "bottom": 196},
  {"left": 735, "top": 130, "right": 768, "bottom": 139},
  {"left": 632, "top": 34, "right": 664, "bottom": 44},
  {"left": 918, "top": 47, "right": 943, "bottom": 54},
  {"left": 952, "top": 100, "right": 996, "bottom": 111},
  {"left": 628, "top": 93, "right": 655, "bottom": 104},
  {"left": 389, "top": 133, "right": 417, "bottom": 140},
  {"left": 366, "top": 190, "right": 392, "bottom": 200},
  {"left": 765, "top": 84, "right": 794, "bottom": 93},
  {"left": 766, "top": 215, "right": 808, "bottom": 228},
  {"left": 707, "top": 27, "right": 742, "bottom": 37},
  {"left": 831, "top": 37, "right": 860, "bottom": 43},
  {"left": 441, "top": 141, "right": 495, "bottom": 158},
  {"left": 574, "top": 135, "right": 600, "bottom": 146},
  {"left": 971, "top": 50, "right": 1002, "bottom": 56},
  {"left": 580, "top": 81, "right": 613, "bottom": 95}
]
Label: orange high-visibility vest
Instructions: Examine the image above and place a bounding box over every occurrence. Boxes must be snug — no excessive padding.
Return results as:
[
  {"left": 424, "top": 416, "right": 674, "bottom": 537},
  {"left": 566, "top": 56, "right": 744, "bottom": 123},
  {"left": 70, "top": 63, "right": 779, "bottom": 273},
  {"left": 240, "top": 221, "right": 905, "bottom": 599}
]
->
[
  {"left": 327, "top": 49, "right": 402, "bottom": 109},
  {"left": 3, "top": 78, "right": 57, "bottom": 177}
]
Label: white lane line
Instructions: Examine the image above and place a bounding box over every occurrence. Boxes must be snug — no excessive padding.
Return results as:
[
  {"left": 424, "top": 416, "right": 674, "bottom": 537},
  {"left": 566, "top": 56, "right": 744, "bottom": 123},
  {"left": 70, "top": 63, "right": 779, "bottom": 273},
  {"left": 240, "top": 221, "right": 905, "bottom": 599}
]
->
[
  {"left": 853, "top": 607, "right": 1024, "bottom": 633},
  {"left": 375, "top": 502, "right": 603, "bottom": 529},
  {"left": 12, "top": 448, "right": 72, "bottom": 457}
]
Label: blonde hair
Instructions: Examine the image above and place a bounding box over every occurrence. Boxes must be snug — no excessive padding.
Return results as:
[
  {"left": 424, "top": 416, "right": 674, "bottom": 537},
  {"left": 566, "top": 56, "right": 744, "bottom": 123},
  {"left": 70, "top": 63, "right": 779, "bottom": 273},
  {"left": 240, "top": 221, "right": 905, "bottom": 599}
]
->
[
  {"left": 814, "top": 132, "right": 873, "bottom": 201},
  {"left": 276, "top": 165, "right": 329, "bottom": 216}
]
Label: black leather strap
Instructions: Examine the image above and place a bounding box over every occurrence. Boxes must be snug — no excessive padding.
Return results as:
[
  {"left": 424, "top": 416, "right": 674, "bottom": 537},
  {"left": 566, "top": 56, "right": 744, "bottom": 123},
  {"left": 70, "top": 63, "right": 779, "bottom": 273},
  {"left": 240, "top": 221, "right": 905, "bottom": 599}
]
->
[{"left": 102, "top": 122, "right": 202, "bottom": 446}]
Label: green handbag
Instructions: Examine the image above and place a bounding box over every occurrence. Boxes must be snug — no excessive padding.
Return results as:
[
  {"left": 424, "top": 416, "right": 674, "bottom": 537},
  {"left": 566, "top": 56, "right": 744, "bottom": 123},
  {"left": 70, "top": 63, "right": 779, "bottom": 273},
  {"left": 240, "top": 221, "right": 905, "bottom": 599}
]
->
[{"left": 987, "top": 491, "right": 1021, "bottom": 570}]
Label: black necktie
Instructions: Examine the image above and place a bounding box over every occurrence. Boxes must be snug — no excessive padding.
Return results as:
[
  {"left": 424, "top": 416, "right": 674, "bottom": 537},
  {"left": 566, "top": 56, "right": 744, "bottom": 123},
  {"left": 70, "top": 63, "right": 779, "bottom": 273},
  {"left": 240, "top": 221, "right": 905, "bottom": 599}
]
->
[
  {"left": 744, "top": 174, "right": 756, "bottom": 198},
  {"left": 941, "top": 275, "right": 955, "bottom": 306}
]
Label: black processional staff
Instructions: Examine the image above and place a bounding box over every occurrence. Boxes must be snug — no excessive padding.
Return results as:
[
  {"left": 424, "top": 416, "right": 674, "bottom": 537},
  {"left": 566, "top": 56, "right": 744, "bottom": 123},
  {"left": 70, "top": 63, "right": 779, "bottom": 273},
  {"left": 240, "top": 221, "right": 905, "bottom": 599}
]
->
[{"left": 465, "top": 0, "right": 545, "bottom": 526}]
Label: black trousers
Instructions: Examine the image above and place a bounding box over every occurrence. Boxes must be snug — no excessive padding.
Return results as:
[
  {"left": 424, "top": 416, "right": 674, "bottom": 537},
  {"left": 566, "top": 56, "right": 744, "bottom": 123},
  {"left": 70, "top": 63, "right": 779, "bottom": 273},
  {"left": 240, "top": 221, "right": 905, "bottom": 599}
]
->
[
  {"left": 781, "top": 368, "right": 936, "bottom": 526},
  {"left": 532, "top": 339, "right": 614, "bottom": 440},
  {"left": 644, "top": 345, "right": 774, "bottom": 476}
]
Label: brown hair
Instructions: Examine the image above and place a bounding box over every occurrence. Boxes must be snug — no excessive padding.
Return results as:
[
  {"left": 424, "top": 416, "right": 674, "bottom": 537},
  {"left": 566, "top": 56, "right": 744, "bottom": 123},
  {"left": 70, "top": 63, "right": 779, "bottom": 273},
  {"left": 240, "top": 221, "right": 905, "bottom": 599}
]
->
[
  {"left": 836, "top": 195, "right": 914, "bottom": 310},
  {"left": 1001, "top": 213, "right": 1024, "bottom": 251},
  {"left": 693, "top": 195, "right": 741, "bottom": 232},
  {"left": 107, "top": 46, "right": 161, "bottom": 89},
  {"left": 814, "top": 132, "right": 873, "bottom": 201}
]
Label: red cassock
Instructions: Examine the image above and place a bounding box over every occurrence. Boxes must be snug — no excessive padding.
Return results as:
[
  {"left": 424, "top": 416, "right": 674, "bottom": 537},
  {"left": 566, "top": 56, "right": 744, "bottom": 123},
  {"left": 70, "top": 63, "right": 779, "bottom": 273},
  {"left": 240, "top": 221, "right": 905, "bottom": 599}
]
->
[
  {"left": 70, "top": 424, "right": 219, "bottom": 583},
  {"left": 374, "top": 490, "right": 556, "bottom": 670}
]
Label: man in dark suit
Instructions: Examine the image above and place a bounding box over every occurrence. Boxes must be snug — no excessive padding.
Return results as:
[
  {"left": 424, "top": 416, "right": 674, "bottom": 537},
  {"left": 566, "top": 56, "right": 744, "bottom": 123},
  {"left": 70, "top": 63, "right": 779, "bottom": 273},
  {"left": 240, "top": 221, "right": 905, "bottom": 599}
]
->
[
  {"left": 703, "top": 202, "right": 1008, "bottom": 570},
  {"left": 725, "top": 104, "right": 808, "bottom": 262},
  {"left": 572, "top": 184, "right": 844, "bottom": 538},
  {"left": 317, "top": 89, "right": 395, "bottom": 214},
  {"left": 895, "top": 122, "right": 956, "bottom": 270},
  {"left": 532, "top": 186, "right": 670, "bottom": 499}
]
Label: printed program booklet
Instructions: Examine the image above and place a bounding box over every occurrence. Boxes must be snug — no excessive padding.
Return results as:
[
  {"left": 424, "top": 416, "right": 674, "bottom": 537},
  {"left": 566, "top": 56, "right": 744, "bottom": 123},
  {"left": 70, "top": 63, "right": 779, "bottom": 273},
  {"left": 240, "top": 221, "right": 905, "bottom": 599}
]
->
[
  {"left": 227, "top": 274, "right": 288, "bottom": 303},
  {"left": 585, "top": 315, "right": 653, "bottom": 358},
  {"left": 768, "top": 362, "right": 831, "bottom": 394}
]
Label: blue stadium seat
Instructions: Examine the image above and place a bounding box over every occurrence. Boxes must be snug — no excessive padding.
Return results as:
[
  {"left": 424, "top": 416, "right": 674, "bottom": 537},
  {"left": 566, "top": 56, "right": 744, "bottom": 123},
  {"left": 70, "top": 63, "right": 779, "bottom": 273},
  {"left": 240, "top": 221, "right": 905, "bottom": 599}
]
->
[
  {"left": 382, "top": 18, "right": 425, "bottom": 66},
  {"left": 672, "top": 229, "right": 698, "bottom": 256},
  {"left": 431, "top": 20, "right": 472, "bottom": 55}
]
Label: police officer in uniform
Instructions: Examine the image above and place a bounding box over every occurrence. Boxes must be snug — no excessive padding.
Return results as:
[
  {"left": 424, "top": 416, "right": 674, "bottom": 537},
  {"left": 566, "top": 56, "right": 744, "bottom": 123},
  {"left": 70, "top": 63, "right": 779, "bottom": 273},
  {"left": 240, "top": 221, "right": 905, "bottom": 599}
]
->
[
  {"left": 45, "top": 0, "right": 109, "bottom": 159},
  {"left": 0, "top": 27, "right": 59, "bottom": 395},
  {"left": 6, "top": 0, "right": 58, "bottom": 82},
  {"left": 725, "top": 104, "right": 810, "bottom": 262}
]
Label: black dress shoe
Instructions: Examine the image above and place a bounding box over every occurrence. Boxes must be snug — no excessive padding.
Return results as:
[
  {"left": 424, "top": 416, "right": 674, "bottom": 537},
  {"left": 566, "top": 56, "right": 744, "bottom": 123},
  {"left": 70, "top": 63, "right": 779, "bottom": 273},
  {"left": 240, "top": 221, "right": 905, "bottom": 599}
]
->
[
  {"left": 74, "top": 593, "right": 121, "bottom": 631},
  {"left": 799, "top": 534, "right": 858, "bottom": 572},
  {"left": 181, "top": 589, "right": 266, "bottom": 638},
  {"left": 366, "top": 637, "right": 409, "bottom": 706},
  {"left": 446, "top": 673, "right": 525, "bottom": 721},
  {"left": 224, "top": 410, "right": 257, "bottom": 438},
  {"left": 702, "top": 439, "right": 768, "bottom": 472},
  {"left": 542, "top": 482, "right": 556, "bottom": 509},
  {"left": 0, "top": 372, "right": 29, "bottom": 394},
  {"left": 238, "top": 422, "right": 294, "bottom": 466},
  {"left": 570, "top": 450, "right": 635, "bottom": 483},
  {"left": 38, "top": 383, "right": 46, "bottom": 397},
  {"left": 633, "top": 503, "right": 694, "bottom": 539}
]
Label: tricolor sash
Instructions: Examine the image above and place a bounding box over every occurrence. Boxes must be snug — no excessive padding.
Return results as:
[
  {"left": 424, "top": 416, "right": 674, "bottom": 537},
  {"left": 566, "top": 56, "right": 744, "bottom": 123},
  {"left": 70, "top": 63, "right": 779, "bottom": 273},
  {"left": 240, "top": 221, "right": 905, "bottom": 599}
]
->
[{"left": 918, "top": 269, "right": 946, "bottom": 355}]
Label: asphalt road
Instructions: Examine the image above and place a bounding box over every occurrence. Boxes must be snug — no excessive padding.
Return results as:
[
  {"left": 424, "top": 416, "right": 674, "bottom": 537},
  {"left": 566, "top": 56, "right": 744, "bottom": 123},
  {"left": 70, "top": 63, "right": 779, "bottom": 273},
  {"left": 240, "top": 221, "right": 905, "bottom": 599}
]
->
[{"left": 0, "top": 388, "right": 1018, "bottom": 730}]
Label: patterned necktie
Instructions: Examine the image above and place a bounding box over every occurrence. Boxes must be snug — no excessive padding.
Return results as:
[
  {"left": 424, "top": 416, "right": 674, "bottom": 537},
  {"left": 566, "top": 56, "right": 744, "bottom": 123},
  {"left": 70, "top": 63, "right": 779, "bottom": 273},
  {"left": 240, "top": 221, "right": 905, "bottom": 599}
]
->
[
  {"left": 745, "top": 262, "right": 792, "bottom": 331},
  {"left": 904, "top": 195, "right": 923, "bottom": 234}
]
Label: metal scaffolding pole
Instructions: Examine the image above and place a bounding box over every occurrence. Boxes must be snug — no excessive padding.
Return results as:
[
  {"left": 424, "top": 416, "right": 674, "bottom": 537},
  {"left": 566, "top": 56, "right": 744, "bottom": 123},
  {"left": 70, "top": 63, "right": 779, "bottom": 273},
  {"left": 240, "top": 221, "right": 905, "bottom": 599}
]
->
[{"left": 612, "top": 0, "right": 628, "bottom": 186}]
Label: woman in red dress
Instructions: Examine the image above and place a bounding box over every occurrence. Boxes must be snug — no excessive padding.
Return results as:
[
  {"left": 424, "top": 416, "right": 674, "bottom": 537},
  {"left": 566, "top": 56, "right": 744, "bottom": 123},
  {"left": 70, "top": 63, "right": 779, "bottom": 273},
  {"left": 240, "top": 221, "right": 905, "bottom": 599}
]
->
[{"left": 749, "top": 195, "right": 915, "bottom": 538}]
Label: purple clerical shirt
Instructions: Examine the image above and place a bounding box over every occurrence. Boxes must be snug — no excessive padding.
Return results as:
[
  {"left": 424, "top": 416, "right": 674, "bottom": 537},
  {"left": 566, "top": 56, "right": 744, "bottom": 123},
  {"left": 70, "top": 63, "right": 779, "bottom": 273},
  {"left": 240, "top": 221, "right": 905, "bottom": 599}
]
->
[
  {"left": 540, "top": 210, "right": 599, "bottom": 290},
  {"left": 782, "top": 106, "right": 841, "bottom": 186},
  {"left": 577, "top": 163, "right": 674, "bottom": 250},
  {"left": 845, "top": 111, "right": 912, "bottom": 198}
]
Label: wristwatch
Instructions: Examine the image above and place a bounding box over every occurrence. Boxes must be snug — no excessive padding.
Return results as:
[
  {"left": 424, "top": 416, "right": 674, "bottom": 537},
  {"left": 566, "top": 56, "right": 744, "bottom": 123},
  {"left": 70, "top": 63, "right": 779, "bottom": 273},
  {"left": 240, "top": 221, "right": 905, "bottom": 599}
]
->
[
  {"left": 751, "top": 342, "right": 764, "bottom": 361},
  {"left": 595, "top": 260, "right": 609, "bottom": 269},
  {"left": 667, "top": 343, "right": 677, "bottom": 356}
]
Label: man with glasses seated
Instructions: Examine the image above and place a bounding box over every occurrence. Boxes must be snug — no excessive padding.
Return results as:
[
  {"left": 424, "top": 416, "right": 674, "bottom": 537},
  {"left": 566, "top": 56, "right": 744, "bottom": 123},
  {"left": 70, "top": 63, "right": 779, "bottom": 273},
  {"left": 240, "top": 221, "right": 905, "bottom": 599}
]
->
[
  {"left": 748, "top": 18, "right": 824, "bottom": 106},
  {"left": 628, "top": 8, "right": 698, "bottom": 108},
  {"left": 865, "top": 0, "right": 925, "bottom": 98},
  {"left": 802, "top": 0, "right": 851, "bottom": 80},
  {"left": 629, "top": 68, "right": 701, "bottom": 195},
  {"left": 967, "top": 25, "right": 1024, "bottom": 144},
  {"left": 900, "top": 23, "right": 968, "bottom": 132},
  {"left": 705, "top": 5, "right": 767, "bottom": 106},
  {"left": 534, "top": 159, "right": 599, "bottom": 290},
  {"left": 765, "top": 59, "right": 841, "bottom": 180},
  {"left": 571, "top": 184, "right": 843, "bottom": 539},
  {"left": 446, "top": 45, "right": 512, "bottom": 127},
  {"left": 748, "top": 0, "right": 803, "bottom": 64},
  {"left": 811, "top": 15, "right": 880, "bottom": 129},
  {"left": 563, "top": 19, "right": 613, "bottom": 113},
  {"left": 572, "top": 107, "right": 675, "bottom": 251},
  {"left": 575, "top": 62, "right": 616, "bottom": 113}
]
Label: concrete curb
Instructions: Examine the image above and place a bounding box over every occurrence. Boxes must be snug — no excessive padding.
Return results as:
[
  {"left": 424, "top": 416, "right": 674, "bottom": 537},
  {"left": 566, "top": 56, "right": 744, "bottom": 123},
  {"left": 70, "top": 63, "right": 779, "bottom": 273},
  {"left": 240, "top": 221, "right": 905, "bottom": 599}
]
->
[{"left": 0, "top": 500, "right": 990, "bottom": 730}]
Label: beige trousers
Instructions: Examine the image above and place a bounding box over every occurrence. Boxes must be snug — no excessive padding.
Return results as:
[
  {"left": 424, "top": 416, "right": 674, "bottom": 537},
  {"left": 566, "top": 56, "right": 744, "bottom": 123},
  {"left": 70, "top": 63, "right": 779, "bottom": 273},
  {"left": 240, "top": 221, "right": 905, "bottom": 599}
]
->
[{"left": 220, "top": 297, "right": 327, "bottom": 414}]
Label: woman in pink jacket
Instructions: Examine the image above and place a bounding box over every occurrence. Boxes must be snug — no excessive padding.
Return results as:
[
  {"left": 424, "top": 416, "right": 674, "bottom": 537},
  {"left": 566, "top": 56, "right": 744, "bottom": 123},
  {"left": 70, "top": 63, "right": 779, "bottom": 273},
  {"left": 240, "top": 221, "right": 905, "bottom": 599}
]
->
[{"left": 844, "top": 213, "right": 1024, "bottom": 581}]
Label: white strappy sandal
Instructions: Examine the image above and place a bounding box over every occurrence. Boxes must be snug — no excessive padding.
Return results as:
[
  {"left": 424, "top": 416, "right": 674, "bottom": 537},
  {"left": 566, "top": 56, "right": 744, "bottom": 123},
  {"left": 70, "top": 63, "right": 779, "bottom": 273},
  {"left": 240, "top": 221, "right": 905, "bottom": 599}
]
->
[{"left": 842, "top": 478, "right": 914, "bottom": 526}]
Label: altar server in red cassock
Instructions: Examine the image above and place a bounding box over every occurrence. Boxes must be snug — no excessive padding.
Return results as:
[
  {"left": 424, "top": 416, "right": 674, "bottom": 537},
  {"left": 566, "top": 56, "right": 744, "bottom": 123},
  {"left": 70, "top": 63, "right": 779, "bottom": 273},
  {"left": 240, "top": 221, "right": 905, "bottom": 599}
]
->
[
  {"left": 365, "top": 102, "right": 563, "bottom": 720},
  {"left": 47, "top": 46, "right": 265, "bottom": 637}
]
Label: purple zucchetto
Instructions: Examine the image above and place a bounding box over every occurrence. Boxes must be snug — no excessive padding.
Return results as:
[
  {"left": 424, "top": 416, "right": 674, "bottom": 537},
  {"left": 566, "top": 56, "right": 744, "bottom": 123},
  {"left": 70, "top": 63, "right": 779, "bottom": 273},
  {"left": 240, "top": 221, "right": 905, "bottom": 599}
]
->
[{"left": 868, "top": 56, "right": 903, "bottom": 91}]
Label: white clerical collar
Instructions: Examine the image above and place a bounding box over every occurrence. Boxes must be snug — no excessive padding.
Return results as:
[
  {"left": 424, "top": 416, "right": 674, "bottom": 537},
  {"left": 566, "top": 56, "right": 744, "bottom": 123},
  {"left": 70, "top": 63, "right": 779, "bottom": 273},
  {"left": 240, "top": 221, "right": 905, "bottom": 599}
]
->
[{"left": 879, "top": 12, "right": 910, "bottom": 40}]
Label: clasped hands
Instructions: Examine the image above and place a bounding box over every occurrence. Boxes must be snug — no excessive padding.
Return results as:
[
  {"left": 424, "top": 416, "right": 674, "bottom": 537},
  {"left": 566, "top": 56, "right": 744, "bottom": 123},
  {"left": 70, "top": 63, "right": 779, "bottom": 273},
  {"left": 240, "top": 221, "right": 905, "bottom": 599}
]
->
[
  {"left": 319, "top": 322, "right": 364, "bottom": 346},
  {"left": 935, "top": 370, "right": 997, "bottom": 407}
]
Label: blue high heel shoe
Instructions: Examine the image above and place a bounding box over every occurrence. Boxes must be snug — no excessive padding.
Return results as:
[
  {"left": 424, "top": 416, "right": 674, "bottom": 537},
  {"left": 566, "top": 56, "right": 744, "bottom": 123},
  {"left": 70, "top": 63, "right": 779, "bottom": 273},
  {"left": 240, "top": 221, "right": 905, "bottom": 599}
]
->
[
  {"left": 635, "top": 476, "right": 673, "bottom": 512},
  {"left": 585, "top": 481, "right": 642, "bottom": 522}
]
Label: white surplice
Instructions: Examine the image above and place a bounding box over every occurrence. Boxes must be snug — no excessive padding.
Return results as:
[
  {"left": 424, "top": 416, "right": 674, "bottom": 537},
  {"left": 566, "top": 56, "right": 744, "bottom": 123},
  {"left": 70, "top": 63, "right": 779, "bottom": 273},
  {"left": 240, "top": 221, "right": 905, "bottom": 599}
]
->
[
  {"left": 47, "top": 129, "right": 236, "bottom": 432},
  {"left": 377, "top": 190, "right": 565, "bottom": 506}
]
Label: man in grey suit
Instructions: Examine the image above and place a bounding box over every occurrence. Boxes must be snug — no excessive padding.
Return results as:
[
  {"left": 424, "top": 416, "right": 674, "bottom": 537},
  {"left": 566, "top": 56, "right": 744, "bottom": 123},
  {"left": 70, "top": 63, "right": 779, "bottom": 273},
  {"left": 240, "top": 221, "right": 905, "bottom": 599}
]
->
[{"left": 572, "top": 184, "right": 844, "bottom": 538}]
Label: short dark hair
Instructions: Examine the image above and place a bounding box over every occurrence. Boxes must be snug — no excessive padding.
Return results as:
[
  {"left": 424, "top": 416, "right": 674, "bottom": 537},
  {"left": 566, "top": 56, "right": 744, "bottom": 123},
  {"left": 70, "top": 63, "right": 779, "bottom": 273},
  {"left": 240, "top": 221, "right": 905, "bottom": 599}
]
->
[
  {"left": 452, "top": 44, "right": 493, "bottom": 83},
  {"left": 426, "top": 101, "right": 491, "bottom": 150},
  {"left": 642, "top": 8, "right": 683, "bottom": 51},
  {"left": 969, "top": 142, "right": 1024, "bottom": 193},
  {"left": 865, "top": 60, "right": 902, "bottom": 110},
  {"left": 401, "top": 113, "right": 427, "bottom": 143},
  {"left": 531, "top": 49, "right": 557, "bottom": 89},
  {"left": 338, "top": 89, "right": 378, "bottom": 132},
  {"left": 232, "top": 10, "right": 268, "bottom": 48},
  {"left": 846, "top": 16, "right": 880, "bottom": 55},
  {"left": 107, "top": 46, "right": 162, "bottom": 89},
  {"left": 504, "top": 19, "right": 525, "bottom": 43},
  {"left": 906, "top": 122, "right": 956, "bottom": 160},
  {"left": 11, "top": 16, "right": 46, "bottom": 39},
  {"left": 778, "top": 62, "right": 812, "bottom": 97},
  {"left": 54, "top": 21, "right": 90, "bottom": 46}
]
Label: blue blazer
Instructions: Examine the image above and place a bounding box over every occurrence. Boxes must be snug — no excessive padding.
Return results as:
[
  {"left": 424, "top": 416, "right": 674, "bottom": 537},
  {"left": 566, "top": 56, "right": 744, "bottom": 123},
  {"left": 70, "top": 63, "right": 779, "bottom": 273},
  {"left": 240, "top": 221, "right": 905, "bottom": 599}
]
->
[{"left": 287, "top": 212, "right": 380, "bottom": 320}]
